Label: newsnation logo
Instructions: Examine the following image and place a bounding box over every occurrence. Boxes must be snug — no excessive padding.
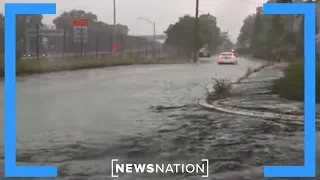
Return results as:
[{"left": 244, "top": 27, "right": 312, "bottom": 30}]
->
[{"left": 111, "top": 159, "right": 209, "bottom": 178}]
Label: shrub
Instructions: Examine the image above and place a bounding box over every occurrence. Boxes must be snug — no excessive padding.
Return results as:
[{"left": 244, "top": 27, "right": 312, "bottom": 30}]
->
[
  {"left": 212, "top": 78, "right": 232, "bottom": 96},
  {"left": 273, "top": 60, "right": 320, "bottom": 102},
  {"left": 245, "top": 67, "right": 253, "bottom": 77},
  {"left": 206, "top": 78, "right": 232, "bottom": 103}
]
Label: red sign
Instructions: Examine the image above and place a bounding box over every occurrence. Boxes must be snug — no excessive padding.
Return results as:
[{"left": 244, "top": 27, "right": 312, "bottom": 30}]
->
[
  {"left": 72, "top": 19, "right": 88, "bottom": 26},
  {"left": 112, "top": 43, "right": 119, "bottom": 52}
]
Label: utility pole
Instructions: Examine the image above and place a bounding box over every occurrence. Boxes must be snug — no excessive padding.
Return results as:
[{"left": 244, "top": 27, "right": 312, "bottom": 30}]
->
[
  {"left": 96, "top": 34, "right": 99, "bottom": 59},
  {"left": 119, "top": 35, "right": 124, "bottom": 56},
  {"left": 24, "top": 16, "right": 30, "bottom": 56},
  {"left": 63, "top": 28, "right": 66, "bottom": 57},
  {"left": 36, "top": 24, "right": 40, "bottom": 60},
  {"left": 113, "top": 0, "right": 117, "bottom": 56},
  {"left": 80, "top": 28, "right": 83, "bottom": 58},
  {"left": 193, "top": 0, "right": 200, "bottom": 63},
  {"left": 109, "top": 33, "right": 112, "bottom": 54},
  {"left": 138, "top": 44, "right": 141, "bottom": 57},
  {"left": 153, "top": 22, "right": 156, "bottom": 58}
]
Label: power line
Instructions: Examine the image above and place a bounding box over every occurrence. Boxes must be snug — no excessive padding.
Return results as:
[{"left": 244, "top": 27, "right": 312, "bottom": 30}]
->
[
  {"left": 200, "top": 0, "right": 264, "bottom": 17},
  {"left": 201, "top": 0, "right": 264, "bottom": 6},
  {"left": 235, "top": 0, "right": 265, "bottom": 5},
  {"left": 228, "top": 0, "right": 266, "bottom": 5}
]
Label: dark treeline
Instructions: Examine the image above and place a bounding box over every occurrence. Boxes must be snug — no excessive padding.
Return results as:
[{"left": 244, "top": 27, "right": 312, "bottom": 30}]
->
[
  {"left": 236, "top": 0, "right": 317, "bottom": 61},
  {"left": 164, "top": 13, "right": 232, "bottom": 58},
  {"left": 0, "top": 10, "right": 156, "bottom": 56},
  {"left": 0, "top": 9, "right": 234, "bottom": 58}
]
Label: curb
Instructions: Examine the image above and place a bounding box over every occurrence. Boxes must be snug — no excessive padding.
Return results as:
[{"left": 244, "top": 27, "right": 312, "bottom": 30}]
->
[
  {"left": 199, "top": 98, "right": 320, "bottom": 122},
  {"left": 236, "top": 77, "right": 279, "bottom": 84},
  {"left": 199, "top": 98, "right": 305, "bottom": 122},
  {"left": 198, "top": 63, "right": 318, "bottom": 121}
]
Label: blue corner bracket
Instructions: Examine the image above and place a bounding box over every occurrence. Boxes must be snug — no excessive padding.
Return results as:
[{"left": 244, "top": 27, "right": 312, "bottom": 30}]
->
[
  {"left": 3, "top": 1, "right": 316, "bottom": 179},
  {"left": 4, "top": 3, "right": 58, "bottom": 177},
  {"left": 263, "top": 3, "right": 316, "bottom": 178}
]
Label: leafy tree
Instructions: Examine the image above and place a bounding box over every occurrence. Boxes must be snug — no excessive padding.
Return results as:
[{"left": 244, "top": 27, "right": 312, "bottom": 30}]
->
[
  {"left": 295, "top": 16, "right": 304, "bottom": 57},
  {"left": 14, "top": 14, "right": 44, "bottom": 55},
  {"left": 199, "top": 14, "right": 222, "bottom": 51},
  {"left": 53, "top": 10, "right": 97, "bottom": 29},
  {"left": 0, "top": 14, "right": 39, "bottom": 57},
  {"left": 220, "top": 31, "right": 233, "bottom": 51},
  {"left": 164, "top": 14, "right": 223, "bottom": 58},
  {"left": 52, "top": 10, "right": 101, "bottom": 53},
  {"left": 164, "top": 15, "right": 195, "bottom": 58},
  {"left": 237, "top": 0, "right": 312, "bottom": 60},
  {"left": 237, "top": 14, "right": 256, "bottom": 48},
  {"left": 0, "top": 13, "right": 4, "bottom": 53},
  {"left": 250, "top": 12, "right": 263, "bottom": 57},
  {"left": 16, "top": 15, "right": 43, "bottom": 45},
  {"left": 265, "top": 14, "right": 284, "bottom": 60}
]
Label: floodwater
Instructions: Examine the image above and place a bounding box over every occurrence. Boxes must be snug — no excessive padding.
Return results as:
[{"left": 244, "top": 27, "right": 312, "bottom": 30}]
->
[{"left": 0, "top": 57, "right": 318, "bottom": 179}]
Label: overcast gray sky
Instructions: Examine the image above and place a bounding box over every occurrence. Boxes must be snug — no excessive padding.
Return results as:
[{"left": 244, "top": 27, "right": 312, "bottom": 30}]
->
[{"left": 1, "top": 0, "right": 265, "bottom": 42}]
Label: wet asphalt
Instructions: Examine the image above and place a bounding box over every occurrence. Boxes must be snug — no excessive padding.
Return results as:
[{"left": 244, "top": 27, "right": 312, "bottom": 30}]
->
[{"left": 0, "top": 57, "right": 318, "bottom": 180}]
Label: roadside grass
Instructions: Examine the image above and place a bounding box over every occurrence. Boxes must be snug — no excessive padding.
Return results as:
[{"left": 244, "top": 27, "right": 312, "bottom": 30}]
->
[
  {"left": 206, "top": 62, "right": 275, "bottom": 103},
  {"left": 0, "top": 56, "right": 178, "bottom": 76},
  {"left": 234, "top": 62, "right": 274, "bottom": 84},
  {"left": 272, "top": 60, "right": 320, "bottom": 102}
]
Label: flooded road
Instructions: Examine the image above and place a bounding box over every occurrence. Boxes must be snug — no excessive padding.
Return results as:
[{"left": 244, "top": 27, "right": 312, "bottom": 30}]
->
[{"left": 0, "top": 57, "right": 315, "bottom": 179}]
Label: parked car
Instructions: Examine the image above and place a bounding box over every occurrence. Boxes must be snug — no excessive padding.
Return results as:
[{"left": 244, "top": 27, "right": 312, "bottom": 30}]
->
[
  {"left": 42, "top": 53, "right": 49, "bottom": 57},
  {"left": 22, "top": 54, "right": 31, "bottom": 57},
  {"left": 218, "top": 52, "right": 238, "bottom": 65},
  {"left": 199, "top": 49, "right": 211, "bottom": 58}
]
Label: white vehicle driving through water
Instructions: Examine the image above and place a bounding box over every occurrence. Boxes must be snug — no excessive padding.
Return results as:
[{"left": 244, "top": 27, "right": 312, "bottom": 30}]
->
[{"left": 218, "top": 51, "right": 238, "bottom": 65}]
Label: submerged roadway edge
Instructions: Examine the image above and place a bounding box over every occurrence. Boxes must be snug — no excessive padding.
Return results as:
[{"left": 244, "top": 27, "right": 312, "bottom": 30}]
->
[{"left": 198, "top": 63, "right": 320, "bottom": 123}]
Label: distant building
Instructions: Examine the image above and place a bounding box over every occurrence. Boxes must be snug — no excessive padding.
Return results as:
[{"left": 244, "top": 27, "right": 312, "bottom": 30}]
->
[{"left": 41, "top": 24, "right": 55, "bottom": 30}]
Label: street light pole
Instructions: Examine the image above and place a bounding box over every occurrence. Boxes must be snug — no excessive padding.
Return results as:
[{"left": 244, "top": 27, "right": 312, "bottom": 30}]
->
[
  {"left": 193, "top": 0, "right": 200, "bottom": 63},
  {"left": 24, "top": 16, "right": 31, "bottom": 55},
  {"left": 138, "top": 17, "right": 156, "bottom": 58}
]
